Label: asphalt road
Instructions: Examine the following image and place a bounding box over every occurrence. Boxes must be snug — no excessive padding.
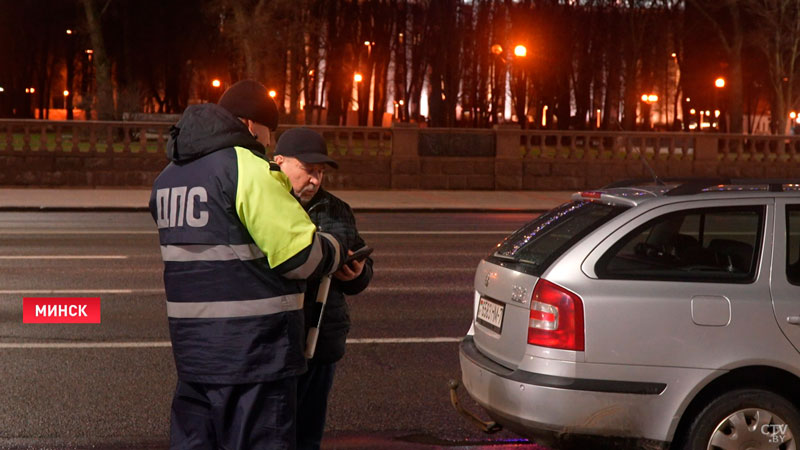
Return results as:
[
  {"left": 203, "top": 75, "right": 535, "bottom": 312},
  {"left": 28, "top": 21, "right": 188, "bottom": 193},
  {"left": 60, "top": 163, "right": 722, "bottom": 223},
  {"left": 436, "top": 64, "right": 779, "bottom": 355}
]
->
[{"left": 0, "top": 211, "right": 549, "bottom": 450}]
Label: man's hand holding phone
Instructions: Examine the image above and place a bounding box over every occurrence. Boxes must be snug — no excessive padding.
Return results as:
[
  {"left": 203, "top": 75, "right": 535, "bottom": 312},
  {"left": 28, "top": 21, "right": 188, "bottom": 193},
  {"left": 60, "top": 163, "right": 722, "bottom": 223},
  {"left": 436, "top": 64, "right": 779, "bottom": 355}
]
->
[{"left": 335, "top": 246, "right": 372, "bottom": 281}]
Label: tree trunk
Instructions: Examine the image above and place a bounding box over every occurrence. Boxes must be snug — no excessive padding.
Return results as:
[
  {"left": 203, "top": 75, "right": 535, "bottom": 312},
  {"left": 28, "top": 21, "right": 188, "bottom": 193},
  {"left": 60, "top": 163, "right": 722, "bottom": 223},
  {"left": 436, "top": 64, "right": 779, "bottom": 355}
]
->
[{"left": 81, "top": 0, "right": 115, "bottom": 120}]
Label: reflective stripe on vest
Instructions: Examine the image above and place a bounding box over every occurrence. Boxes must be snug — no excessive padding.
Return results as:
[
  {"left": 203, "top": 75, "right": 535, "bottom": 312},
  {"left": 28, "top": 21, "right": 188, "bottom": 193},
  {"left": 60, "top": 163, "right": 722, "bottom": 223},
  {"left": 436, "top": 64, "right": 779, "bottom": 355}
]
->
[
  {"left": 166, "top": 293, "right": 303, "bottom": 319},
  {"left": 160, "top": 244, "right": 265, "bottom": 262}
]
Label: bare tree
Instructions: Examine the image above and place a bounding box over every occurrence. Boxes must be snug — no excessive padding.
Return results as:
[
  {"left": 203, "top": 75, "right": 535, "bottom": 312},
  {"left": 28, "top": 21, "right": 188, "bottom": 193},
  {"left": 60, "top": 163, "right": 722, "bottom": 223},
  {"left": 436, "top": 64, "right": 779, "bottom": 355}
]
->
[
  {"left": 748, "top": 0, "right": 800, "bottom": 135},
  {"left": 688, "top": 0, "right": 745, "bottom": 133},
  {"left": 81, "top": 0, "right": 115, "bottom": 120}
]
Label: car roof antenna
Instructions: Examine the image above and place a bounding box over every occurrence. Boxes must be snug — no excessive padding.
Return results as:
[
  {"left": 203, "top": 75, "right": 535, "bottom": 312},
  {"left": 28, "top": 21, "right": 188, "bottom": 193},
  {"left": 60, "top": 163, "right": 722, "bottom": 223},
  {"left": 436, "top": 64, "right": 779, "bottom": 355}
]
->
[{"left": 636, "top": 148, "right": 664, "bottom": 186}]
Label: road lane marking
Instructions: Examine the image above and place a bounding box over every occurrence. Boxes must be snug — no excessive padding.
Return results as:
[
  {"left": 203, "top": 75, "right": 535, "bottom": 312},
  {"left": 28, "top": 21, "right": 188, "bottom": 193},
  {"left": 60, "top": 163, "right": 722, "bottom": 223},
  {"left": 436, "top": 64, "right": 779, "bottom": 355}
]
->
[
  {"left": 0, "top": 230, "right": 512, "bottom": 236},
  {"left": 0, "top": 342, "right": 172, "bottom": 349},
  {"left": 347, "top": 337, "right": 461, "bottom": 344},
  {"left": 379, "top": 268, "right": 474, "bottom": 273},
  {"left": 0, "top": 337, "right": 462, "bottom": 349},
  {"left": 0, "top": 255, "right": 128, "bottom": 260},
  {"left": 0, "top": 286, "right": 474, "bottom": 295},
  {"left": 0, "top": 289, "right": 164, "bottom": 295},
  {"left": 0, "top": 230, "right": 155, "bottom": 235},
  {"left": 361, "top": 231, "right": 512, "bottom": 235}
]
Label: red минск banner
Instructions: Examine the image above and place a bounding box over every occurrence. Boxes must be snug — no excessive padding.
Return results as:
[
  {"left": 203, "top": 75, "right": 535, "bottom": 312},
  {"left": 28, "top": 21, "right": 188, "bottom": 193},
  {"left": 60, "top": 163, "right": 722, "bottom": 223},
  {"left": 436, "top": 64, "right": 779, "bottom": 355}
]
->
[{"left": 23, "top": 297, "right": 101, "bottom": 324}]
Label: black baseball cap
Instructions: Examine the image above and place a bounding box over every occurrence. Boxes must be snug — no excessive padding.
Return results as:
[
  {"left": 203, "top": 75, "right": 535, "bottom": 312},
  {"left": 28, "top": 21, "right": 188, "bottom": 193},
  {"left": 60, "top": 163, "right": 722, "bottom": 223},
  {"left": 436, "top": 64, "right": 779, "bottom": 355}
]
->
[
  {"left": 217, "top": 80, "right": 279, "bottom": 131},
  {"left": 274, "top": 127, "right": 338, "bottom": 169}
]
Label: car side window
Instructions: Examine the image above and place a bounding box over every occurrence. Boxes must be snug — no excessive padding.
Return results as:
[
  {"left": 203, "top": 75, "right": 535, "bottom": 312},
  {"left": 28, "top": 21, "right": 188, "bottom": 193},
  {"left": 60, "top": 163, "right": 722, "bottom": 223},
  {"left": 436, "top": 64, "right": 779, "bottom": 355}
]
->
[
  {"left": 787, "top": 206, "right": 800, "bottom": 285},
  {"left": 596, "top": 206, "right": 763, "bottom": 283}
]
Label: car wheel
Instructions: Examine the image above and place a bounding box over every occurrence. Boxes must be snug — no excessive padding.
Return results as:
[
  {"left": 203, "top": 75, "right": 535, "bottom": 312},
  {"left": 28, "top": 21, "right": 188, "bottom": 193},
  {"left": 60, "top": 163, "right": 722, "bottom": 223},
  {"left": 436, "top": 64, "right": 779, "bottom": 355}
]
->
[{"left": 680, "top": 388, "right": 799, "bottom": 450}]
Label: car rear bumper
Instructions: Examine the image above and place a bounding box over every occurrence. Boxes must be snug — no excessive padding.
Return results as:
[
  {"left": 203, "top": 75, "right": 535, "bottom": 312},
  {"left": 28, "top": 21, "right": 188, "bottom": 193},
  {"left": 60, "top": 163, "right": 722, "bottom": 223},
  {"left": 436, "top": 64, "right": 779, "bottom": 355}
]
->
[{"left": 459, "top": 336, "right": 675, "bottom": 449}]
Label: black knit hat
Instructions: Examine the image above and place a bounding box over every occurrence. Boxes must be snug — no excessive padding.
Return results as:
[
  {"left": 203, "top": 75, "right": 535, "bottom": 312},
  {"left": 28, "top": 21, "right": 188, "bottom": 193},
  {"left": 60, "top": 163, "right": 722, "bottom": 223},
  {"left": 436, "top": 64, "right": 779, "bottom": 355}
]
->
[
  {"left": 217, "top": 80, "right": 278, "bottom": 130},
  {"left": 275, "top": 127, "right": 338, "bottom": 169}
]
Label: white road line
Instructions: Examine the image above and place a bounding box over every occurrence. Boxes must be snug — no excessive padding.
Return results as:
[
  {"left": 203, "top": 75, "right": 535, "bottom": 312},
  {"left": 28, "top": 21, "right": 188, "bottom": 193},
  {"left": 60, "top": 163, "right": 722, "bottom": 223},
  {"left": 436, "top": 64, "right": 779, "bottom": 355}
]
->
[
  {"left": 0, "top": 342, "right": 172, "bottom": 349},
  {"left": 0, "top": 230, "right": 155, "bottom": 235},
  {"left": 361, "top": 231, "right": 512, "bottom": 235},
  {"left": 0, "top": 255, "right": 128, "bottom": 260},
  {"left": 0, "top": 230, "right": 511, "bottom": 236},
  {"left": 0, "top": 287, "right": 472, "bottom": 295},
  {"left": 0, "top": 337, "right": 462, "bottom": 349},
  {"left": 347, "top": 337, "right": 461, "bottom": 344},
  {"left": 358, "top": 286, "right": 470, "bottom": 294},
  {"left": 379, "top": 268, "right": 474, "bottom": 273},
  {"left": 0, "top": 289, "right": 164, "bottom": 295}
]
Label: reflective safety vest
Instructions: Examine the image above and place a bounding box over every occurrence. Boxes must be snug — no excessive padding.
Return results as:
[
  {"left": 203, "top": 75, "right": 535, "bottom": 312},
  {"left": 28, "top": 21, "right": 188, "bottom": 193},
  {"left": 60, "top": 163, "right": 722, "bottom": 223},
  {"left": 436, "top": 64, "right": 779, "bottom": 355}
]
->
[{"left": 150, "top": 145, "right": 341, "bottom": 384}]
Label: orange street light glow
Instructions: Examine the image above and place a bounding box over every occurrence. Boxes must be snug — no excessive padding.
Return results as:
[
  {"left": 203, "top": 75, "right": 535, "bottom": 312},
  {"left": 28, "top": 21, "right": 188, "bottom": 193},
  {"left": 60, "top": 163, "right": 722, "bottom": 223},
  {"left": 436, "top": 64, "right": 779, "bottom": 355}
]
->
[
  {"left": 491, "top": 44, "right": 503, "bottom": 55},
  {"left": 211, "top": 79, "right": 221, "bottom": 88},
  {"left": 63, "top": 90, "right": 69, "bottom": 97},
  {"left": 791, "top": 111, "right": 798, "bottom": 119},
  {"left": 715, "top": 77, "right": 725, "bottom": 88},
  {"left": 268, "top": 90, "right": 277, "bottom": 98},
  {"left": 514, "top": 45, "right": 527, "bottom": 57},
  {"left": 66, "top": 29, "right": 73, "bottom": 35},
  {"left": 690, "top": 108, "right": 696, "bottom": 114},
  {"left": 354, "top": 73, "right": 363, "bottom": 83},
  {"left": 648, "top": 94, "right": 658, "bottom": 102}
]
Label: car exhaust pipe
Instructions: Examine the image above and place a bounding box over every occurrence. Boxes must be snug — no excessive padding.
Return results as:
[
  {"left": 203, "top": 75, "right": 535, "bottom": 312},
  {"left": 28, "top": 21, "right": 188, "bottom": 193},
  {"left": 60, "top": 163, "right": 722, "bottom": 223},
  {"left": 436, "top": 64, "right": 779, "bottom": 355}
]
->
[{"left": 448, "top": 379, "right": 502, "bottom": 434}]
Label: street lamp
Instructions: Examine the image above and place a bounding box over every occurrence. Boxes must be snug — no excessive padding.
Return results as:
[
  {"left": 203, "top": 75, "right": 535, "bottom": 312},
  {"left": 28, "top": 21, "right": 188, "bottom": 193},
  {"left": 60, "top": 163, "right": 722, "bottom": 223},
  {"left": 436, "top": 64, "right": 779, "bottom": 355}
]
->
[
  {"left": 268, "top": 90, "right": 277, "bottom": 99},
  {"left": 714, "top": 78, "right": 725, "bottom": 131},
  {"left": 641, "top": 93, "right": 658, "bottom": 129},
  {"left": 512, "top": 44, "right": 528, "bottom": 128},
  {"left": 490, "top": 44, "right": 504, "bottom": 124},
  {"left": 211, "top": 79, "right": 221, "bottom": 88},
  {"left": 354, "top": 73, "right": 363, "bottom": 83}
]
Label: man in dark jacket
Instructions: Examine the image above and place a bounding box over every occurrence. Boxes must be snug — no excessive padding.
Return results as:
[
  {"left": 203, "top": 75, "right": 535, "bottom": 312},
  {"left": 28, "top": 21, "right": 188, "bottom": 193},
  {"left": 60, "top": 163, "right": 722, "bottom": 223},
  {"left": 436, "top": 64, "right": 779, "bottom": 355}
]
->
[
  {"left": 274, "top": 128, "right": 373, "bottom": 450},
  {"left": 149, "top": 81, "right": 347, "bottom": 450}
]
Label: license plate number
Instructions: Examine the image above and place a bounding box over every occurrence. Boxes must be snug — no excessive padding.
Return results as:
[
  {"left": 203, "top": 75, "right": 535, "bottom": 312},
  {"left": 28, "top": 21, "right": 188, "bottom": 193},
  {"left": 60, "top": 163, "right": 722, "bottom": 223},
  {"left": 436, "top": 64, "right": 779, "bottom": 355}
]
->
[{"left": 476, "top": 297, "right": 504, "bottom": 334}]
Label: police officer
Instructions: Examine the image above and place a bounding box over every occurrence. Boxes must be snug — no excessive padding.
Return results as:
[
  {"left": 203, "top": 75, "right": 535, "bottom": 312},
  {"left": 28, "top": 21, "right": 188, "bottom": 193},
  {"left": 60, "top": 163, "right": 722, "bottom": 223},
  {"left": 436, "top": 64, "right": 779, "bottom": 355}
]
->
[{"left": 149, "top": 80, "right": 347, "bottom": 450}]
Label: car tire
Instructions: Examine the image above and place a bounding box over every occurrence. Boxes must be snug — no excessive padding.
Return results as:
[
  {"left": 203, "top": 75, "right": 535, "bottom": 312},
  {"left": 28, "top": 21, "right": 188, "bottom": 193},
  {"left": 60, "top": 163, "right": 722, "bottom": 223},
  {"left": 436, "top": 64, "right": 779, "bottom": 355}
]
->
[{"left": 678, "top": 388, "right": 799, "bottom": 450}]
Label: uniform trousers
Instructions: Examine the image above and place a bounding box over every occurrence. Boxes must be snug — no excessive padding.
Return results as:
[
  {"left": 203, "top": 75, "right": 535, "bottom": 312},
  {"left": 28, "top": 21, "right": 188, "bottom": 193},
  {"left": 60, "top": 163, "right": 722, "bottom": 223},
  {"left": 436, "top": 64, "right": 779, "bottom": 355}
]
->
[
  {"left": 170, "top": 376, "right": 297, "bottom": 450},
  {"left": 295, "top": 361, "right": 337, "bottom": 450}
]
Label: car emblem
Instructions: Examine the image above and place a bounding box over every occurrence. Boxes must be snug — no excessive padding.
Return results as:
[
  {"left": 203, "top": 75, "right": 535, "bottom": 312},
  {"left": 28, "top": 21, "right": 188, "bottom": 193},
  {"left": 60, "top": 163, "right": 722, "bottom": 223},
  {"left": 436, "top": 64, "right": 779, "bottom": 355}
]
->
[{"left": 511, "top": 285, "right": 528, "bottom": 305}]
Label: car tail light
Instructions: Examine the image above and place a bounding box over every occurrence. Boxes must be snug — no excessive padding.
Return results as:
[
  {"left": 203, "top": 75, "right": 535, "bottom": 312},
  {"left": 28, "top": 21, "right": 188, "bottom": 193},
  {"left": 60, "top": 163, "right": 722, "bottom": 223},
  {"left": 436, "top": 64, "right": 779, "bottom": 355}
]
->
[{"left": 527, "top": 279, "right": 584, "bottom": 351}]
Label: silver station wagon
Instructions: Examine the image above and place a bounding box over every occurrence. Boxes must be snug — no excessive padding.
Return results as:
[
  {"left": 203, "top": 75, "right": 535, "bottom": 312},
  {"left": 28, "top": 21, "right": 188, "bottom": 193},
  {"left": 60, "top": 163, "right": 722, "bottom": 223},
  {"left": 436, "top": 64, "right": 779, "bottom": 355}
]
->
[{"left": 457, "top": 179, "right": 800, "bottom": 450}]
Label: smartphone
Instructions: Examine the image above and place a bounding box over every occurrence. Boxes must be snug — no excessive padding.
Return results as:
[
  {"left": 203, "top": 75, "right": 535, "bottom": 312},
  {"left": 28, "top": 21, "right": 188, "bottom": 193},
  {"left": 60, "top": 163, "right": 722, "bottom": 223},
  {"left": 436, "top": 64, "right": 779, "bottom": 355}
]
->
[{"left": 344, "top": 246, "right": 373, "bottom": 264}]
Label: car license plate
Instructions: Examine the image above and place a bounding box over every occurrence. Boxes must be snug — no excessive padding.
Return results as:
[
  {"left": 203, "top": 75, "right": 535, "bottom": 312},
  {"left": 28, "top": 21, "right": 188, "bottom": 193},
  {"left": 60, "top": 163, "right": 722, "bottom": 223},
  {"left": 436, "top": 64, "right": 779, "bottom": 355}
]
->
[{"left": 476, "top": 297, "right": 504, "bottom": 334}]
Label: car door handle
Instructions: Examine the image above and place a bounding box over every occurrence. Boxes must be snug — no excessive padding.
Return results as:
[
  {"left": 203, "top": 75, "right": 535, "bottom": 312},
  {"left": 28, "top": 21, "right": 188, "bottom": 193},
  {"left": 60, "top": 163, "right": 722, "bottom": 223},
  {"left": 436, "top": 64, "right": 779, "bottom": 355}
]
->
[{"left": 788, "top": 316, "right": 800, "bottom": 325}]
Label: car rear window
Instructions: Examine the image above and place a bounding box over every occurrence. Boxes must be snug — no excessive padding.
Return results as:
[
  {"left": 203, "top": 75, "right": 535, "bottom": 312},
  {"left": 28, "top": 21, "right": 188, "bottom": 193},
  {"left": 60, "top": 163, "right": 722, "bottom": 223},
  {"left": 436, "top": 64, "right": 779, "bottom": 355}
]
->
[
  {"left": 596, "top": 206, "right": 764, "bottom": 283},
  {"left": 489, "top": 200, "right": 629, "bottom": 276}
]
